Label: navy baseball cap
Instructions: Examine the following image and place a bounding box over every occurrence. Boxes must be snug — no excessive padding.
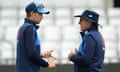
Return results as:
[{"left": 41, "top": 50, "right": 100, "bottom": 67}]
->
[
  {"left": 74, "top": 10, "right": 99, "bottom": 24},
  {"left": 25, "top": 2, "right": 50, "bottom": 14}
]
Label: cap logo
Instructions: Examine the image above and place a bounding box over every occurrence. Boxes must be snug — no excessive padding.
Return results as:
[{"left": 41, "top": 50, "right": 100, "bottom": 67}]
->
[{"left": 88, "top": 14, "right": 93, "bottom": 18}]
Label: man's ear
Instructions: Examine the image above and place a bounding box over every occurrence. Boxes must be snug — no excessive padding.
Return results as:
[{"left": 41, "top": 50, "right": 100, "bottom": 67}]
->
[
  {"left": 30, "top": 12, "right": 34, "bottom": 16},
  {"left": 28, "top": 12, "right": 35, "bottom": 20},
  {"left": 27, "top": 12, "right": 34, "bottom": 17}
]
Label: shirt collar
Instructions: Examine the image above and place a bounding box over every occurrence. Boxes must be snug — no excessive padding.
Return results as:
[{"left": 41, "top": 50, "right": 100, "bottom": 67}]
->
[
  {"left": 24, "top": 18, "right": 39, "bottom": 29},
  {"left": 80, "top": 27, "right": 98, "bottom": 38}
]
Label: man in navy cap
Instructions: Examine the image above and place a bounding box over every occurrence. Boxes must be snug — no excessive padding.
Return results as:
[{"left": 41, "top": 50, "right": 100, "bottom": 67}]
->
[
  {"left": 16, "top": 2, "right": 56, "bottom": 72},
  {"left": 68, "top": 10, "right": 105, "bottom": 72}
]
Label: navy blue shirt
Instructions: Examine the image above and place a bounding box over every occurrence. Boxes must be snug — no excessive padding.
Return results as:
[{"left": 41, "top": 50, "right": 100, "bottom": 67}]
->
[
  {"left": 70, "top": 27, "right": 105, "bottom": 72},
  {"left": 16, "top": 18, "right": 48, "bottom": 72}
]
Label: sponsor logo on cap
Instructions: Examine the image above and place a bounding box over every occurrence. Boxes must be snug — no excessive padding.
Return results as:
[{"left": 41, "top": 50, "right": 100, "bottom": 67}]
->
[{"left": 88, "top": 14, "right": 93, "bottom": 18}]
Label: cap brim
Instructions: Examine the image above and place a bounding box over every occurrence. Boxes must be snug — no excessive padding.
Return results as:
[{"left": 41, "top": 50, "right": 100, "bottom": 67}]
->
[
  {"left": 74, "top": 15, "right": 82, "bottom": 17},
  {"left": 37, "top": 8, "right": 50, "bottom": 14}
]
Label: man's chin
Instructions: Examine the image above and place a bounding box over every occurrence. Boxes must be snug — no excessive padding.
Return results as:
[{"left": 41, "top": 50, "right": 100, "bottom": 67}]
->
[
  {"left": 36, "top": 23, "right": 40, "bottom": 24},
  {"left": 35, "top": 22, "right": 40, "bottom": 24}
]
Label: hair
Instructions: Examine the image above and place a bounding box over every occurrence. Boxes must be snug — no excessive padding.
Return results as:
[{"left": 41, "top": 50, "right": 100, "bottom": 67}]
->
[
  {"left": 26, "top": 12, "right": 31, "bottom": 17},
  {"left": 92, "top": 22, "right": 99, "bottom": 30}
]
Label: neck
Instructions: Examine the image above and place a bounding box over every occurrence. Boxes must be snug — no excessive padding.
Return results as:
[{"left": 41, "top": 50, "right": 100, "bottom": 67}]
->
[{"left": 27, "top": 17, "right": 33, "bottom": 22}]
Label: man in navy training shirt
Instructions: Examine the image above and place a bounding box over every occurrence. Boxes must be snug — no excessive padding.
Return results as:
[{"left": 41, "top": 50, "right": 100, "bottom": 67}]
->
[
  {"left": 68, "top": 10, "right": 105, "bottom": 72},
  {"left": 16, "top": 2, "right": 56, "bottom": 72}
]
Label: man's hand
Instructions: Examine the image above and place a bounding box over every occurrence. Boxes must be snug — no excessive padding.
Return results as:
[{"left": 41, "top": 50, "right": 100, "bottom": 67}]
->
[
  {"left": 42, "top": 50, "right": 54, "bottom": 58},
  {"left": 48, "top": 56, "right": 56, "bottom": 69},
  {"left": 71, "top": 48, "right": 77, "bottom": 55},
  {"left": 68, "top": 48, "right": 77, "bottom": 59}
]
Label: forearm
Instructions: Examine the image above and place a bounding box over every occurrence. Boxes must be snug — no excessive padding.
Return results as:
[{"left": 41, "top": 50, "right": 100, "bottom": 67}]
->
[
  {"left": 29, "top": 53, "right": 48, "bottom": 67},
  {"left": 70, "top": 55, "right": 90, "bottom": 65}
]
